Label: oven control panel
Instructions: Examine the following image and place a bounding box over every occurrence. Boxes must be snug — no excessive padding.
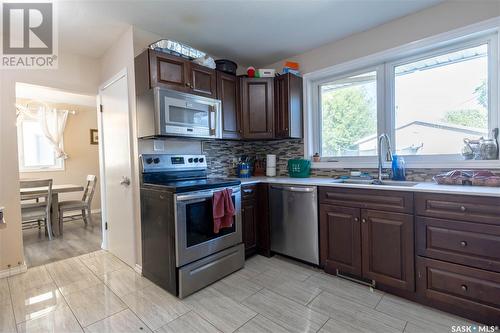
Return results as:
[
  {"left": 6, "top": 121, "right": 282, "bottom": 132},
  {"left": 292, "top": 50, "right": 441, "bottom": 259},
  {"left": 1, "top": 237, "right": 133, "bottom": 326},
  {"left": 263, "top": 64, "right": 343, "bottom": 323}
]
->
[{"left": 141, "top": 154, "right": 207, "bottom": 171}]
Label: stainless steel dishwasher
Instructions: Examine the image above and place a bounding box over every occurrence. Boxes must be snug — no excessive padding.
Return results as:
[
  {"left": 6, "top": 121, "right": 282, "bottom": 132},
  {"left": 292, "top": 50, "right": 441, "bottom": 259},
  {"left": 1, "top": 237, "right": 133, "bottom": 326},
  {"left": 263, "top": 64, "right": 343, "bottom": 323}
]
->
[{"left": 270, "top": 185, "right": 319, "bottom": 265}]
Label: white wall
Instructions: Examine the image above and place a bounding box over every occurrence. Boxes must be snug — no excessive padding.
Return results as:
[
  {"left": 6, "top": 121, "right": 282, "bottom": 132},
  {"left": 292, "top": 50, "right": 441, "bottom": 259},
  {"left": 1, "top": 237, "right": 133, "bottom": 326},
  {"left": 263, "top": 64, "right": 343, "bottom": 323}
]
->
[
  {"left": 0, "top": 52, "right": 100, "bottom": 271},
  {"left": 266, "top": 1, "right": 500, "bottom": 74}
]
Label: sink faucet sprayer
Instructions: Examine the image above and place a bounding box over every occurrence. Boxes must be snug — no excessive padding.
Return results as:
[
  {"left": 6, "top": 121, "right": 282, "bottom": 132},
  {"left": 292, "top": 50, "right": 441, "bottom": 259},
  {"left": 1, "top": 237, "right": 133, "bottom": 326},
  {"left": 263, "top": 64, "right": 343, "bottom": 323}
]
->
[{"left": 376, "top": 133, "right": 393, "bottom": 184}]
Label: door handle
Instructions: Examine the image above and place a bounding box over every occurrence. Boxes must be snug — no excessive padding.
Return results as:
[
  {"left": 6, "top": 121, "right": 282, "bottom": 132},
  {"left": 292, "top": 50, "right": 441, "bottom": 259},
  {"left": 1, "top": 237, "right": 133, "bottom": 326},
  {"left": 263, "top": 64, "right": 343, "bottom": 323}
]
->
[{"left": 120, "top": 176, "right": 131, "bottom": 186}]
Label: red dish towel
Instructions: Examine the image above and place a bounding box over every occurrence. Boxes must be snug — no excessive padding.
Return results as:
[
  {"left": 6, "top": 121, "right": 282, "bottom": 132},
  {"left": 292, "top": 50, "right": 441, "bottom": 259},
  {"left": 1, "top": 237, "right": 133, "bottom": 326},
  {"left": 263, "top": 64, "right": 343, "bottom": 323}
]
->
[{"left": 213, "top": 188, "right": 235, "bottom": 234}]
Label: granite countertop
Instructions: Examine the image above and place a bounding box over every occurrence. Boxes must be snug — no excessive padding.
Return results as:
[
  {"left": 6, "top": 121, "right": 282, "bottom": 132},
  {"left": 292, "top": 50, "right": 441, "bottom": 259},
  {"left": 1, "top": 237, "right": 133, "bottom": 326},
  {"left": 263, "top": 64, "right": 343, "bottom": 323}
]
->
[{"left": 234, "top": 176, "right": 500, "bottom": 197}]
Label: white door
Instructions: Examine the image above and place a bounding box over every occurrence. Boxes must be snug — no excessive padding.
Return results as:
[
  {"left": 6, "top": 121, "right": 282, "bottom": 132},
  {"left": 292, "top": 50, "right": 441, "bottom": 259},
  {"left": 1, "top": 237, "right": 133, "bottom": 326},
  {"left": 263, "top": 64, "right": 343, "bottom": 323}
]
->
[{"left": 99, "top": 71, "right": 135, "bottom": 266}]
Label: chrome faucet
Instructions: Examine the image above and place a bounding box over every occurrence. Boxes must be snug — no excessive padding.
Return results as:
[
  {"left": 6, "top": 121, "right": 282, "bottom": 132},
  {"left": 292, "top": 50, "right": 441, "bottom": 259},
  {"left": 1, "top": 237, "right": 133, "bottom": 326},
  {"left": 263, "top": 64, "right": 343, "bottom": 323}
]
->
[{"left": 375, "top": 133, "right": 393, "bottom": 184}]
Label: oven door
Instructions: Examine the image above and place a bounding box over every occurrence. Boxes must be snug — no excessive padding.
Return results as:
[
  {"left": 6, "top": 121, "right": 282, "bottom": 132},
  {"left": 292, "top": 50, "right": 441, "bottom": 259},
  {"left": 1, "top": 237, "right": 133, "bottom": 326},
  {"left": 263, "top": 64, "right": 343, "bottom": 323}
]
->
[
  {"left": 157, "top": 88, "right": 221, "bottom": 139},
  {"left": 175, "top": 186, "right": 242, "bottom": 267}
]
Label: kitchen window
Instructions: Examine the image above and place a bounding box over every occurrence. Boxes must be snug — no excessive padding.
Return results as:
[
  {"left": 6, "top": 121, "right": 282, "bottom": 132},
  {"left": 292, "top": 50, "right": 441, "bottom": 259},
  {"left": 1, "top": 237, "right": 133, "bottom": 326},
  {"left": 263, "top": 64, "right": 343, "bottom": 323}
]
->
[
  {"left": 308, "top": 29, "right": 499, "bottom": 168},
  {"left": 18, "top": 119, "right": 64, "bottom": 172}
]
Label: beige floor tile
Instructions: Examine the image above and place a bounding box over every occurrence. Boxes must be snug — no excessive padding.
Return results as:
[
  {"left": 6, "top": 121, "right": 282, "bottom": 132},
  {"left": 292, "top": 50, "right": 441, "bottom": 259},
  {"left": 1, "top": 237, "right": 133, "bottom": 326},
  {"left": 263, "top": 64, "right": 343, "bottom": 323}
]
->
[
  {"left": 309, "top": 291, "right": 405, "bottom": 332},
  {"left": 79, "top": 252, "right": 128, "bottom": 276},
  {"left": 17, "top": 304, "right": 83, "bottom": 333},
  {"left": 242, "top": 289, "right": 328, "bottom": 333},
  {"left": 122, "top": 284, "right": 191, "bottom": 331},
  {"left": 304, "top": 272, "right": 383, "bottom": 308},
  {"left": 211, "top": 271, "right": 262, "bottom": 303},
  {"left": 318, "top": 317, "right": 402, "bottom": 333},
  {"left": 376, "top": 294, "right": 473, "bottom": 328},
  {"left": 8, "top": 266, "right": 53, "bottom": 293},
  {"left": 244, "top": 256, "right": 313, "bottom": 282},
  {"left": 84, "top": 309, "right": 151, "bottom": 333},
  {"left": 252, "top": 270, "right": 321, "bottom": 305},
  {"left": 155, "top": 311, "right": 220, "bottom": 333},
  {"left": 64, "top": 283, "right": 126, "bottom": 327},
  {"left": 46, "top": 258, "right": 101, "bottom": 296},
  {"left": 235, "top": 314, "right": 289, "bottom": 333},
  {"left": 0, "top": 303, "right": 17, "bottom": 333},
  {"left": 101, "top": 267, "right": 153, "bottom": 298},
  {"left": 0, "top": 279, "right": 10, "bottom": 305},
  {"left": 184, "top": 287, "right": 256, "bottom": 333},
  {"left": 10, "top": 282, "right": 66, "bottom": 324},
  {"left": 404, "top": 321, "right": 451, "bottom": 333}
]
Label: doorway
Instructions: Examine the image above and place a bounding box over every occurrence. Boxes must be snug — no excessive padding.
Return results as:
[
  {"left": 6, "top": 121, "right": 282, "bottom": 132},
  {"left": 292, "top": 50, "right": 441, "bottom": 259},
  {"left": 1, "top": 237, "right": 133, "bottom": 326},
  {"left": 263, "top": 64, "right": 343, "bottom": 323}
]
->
[{"left": 16, "top": 83, "right": 102, "bottom": 267}]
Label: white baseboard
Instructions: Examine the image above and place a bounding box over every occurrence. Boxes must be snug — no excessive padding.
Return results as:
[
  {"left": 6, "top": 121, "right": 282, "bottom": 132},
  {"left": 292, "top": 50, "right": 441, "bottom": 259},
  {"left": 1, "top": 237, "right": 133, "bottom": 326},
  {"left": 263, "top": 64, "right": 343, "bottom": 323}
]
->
[
  {"left": 0, "top": 262, "right": 27, "bottom": 279},
  {"left": 134, "top": 264, "right": 142, "bottom": 275}
]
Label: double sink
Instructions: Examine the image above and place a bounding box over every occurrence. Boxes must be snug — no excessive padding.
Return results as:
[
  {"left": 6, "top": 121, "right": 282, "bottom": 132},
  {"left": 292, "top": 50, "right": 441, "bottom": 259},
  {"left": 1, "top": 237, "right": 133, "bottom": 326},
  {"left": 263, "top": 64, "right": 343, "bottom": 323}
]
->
[{"left": 332, "top": 178, "right": 419, "bottom": 187}]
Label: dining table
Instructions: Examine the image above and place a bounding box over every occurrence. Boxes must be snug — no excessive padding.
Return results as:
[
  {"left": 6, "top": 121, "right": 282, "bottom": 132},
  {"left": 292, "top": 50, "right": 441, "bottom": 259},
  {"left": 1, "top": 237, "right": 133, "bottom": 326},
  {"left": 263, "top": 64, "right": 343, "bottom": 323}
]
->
[{"left": 20, "top": 184, "right": 84, "bottom": 237}]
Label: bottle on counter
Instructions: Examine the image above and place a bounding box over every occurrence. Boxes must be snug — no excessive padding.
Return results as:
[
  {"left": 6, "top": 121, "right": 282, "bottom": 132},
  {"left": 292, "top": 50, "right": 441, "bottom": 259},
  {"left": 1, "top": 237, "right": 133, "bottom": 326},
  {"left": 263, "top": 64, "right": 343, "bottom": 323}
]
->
[{"left": 391, "top": 154, "right": 406, "bottom": 181}]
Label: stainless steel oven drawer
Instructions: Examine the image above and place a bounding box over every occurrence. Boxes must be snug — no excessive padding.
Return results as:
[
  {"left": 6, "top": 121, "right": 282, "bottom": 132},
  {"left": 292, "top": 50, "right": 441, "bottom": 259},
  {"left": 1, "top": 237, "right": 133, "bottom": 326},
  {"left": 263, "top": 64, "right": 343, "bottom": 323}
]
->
[{"left": 178, "top": 243, "right": 244, "bottom": 298}]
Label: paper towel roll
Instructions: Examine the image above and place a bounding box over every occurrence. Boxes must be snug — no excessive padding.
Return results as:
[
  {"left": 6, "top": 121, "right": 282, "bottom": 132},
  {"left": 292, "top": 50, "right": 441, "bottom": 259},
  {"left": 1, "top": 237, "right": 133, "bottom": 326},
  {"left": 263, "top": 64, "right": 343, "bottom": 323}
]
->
[
  {"left": 266, "top": 154, "right": 276, "bottom": 167},
  {"left": 266, "top": 166, "right": 276, "bottom": 177}
]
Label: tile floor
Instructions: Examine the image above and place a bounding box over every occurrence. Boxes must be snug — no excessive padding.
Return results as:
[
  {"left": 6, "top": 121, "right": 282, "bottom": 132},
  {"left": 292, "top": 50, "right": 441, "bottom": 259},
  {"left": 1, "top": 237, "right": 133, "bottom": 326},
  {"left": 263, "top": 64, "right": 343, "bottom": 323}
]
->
[
  {"left": 23, "top": 214, "right": 102, "bottom": 267},
  {"left": 0, "top": 250, "right": 474, "bottom": 333}
]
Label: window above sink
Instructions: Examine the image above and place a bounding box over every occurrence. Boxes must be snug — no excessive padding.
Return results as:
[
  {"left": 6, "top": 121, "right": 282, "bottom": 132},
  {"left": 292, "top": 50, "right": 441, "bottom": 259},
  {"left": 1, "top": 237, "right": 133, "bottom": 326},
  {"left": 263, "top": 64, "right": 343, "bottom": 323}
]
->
[{"left": 306, "top": 21, "right": 500, "bottom": 169}]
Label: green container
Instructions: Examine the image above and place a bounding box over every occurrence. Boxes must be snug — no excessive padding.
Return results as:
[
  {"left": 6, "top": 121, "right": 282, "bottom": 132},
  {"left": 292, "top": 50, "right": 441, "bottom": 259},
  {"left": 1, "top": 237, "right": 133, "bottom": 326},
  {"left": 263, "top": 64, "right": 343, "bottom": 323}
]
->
[{"left": 288, "top": 159, "right": 311, "bottom": 178}]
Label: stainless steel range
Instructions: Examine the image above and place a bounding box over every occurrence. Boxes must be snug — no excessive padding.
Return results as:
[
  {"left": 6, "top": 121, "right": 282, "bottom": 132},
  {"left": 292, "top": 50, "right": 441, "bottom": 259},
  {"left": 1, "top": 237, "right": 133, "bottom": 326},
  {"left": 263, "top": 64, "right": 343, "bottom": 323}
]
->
[{"left": 139, "top": 154, "right": 244, "bottom": 298}]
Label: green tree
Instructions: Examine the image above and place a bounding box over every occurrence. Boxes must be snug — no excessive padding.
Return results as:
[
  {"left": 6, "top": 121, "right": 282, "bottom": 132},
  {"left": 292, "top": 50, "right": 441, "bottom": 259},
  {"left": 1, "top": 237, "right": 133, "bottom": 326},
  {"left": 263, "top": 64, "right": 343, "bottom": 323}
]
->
[
  {"left": 443, "top": 80, "right": 488, "bottom": 129},
  {"left": 443, "top": 109, "right": 488, "bottom": 129},
  {"left": 322, "top": 86, "right": 376, "bottom": 156},
  {"left": 474, "top": 80, "right": 487, "bottom": 109}
]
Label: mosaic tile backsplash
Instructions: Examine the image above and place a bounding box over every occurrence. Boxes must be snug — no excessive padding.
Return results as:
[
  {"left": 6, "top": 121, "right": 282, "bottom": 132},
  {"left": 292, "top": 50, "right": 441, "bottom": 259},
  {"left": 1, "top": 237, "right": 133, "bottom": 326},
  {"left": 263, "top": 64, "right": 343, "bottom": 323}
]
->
[{"left": 202, "top": 139, "right": 499, "bottom": 182}]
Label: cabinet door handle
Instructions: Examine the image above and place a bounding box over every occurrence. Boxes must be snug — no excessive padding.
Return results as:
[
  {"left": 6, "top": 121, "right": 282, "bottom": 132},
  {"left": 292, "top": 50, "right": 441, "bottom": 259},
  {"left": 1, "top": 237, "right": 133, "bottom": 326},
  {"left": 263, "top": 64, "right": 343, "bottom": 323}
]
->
[
  {"left": 185, "top": 82, "right": 190, "bottom": 87},
  {"left": 361, "top": 218, "right": 367, "bottom": 223},
  {"left": 354, "top": 217, "right": 359, "bottom": 222},
  {"left": 460, "top": 205, "right": 467, "bottom": 212},
  {"left": 243, "top": 189, "right": 254, "bottom": 194},
  {"left": 461, "top": 284, "right": 468, "bottom": 292},
  {"left": 460, "top": 241, "right": 467, "bottom": 247}
]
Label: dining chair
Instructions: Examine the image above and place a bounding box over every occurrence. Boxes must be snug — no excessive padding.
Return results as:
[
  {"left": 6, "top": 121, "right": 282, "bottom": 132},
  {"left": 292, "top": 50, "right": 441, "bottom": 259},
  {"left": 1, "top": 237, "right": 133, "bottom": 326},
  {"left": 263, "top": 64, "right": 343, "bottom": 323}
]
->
[
  {"left": 58, "top": 175, "right": 97, "bottom": 234},
  {"left": 20, "top": 179, "right": 53, "bottom": 240}
]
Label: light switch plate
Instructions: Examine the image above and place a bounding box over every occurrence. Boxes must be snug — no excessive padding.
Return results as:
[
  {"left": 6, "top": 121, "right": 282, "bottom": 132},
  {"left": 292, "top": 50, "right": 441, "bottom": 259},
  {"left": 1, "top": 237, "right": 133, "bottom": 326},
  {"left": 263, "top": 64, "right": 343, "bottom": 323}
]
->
[{"left": 0, "top": 206, "right": 5, "bottom": 224}]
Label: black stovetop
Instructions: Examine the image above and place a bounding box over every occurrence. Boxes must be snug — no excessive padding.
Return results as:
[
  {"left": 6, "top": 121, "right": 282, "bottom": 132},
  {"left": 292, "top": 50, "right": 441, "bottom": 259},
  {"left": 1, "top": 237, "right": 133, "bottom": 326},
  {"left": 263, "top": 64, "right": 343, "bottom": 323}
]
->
[{"left": 141, "top": 176, "right": 241, "bottom": 193}]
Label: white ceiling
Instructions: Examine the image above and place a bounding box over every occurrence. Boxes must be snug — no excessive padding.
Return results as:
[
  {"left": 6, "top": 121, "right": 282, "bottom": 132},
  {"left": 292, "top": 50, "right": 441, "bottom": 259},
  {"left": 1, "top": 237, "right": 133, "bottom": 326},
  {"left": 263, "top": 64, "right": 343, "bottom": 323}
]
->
[{"left": 57, "top": 0, "right": 443, "bottom": 67}]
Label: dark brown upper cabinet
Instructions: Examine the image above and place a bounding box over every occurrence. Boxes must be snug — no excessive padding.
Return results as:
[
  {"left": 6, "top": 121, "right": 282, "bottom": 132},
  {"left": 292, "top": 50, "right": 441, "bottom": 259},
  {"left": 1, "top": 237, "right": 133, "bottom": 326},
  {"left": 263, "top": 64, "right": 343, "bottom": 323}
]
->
[
  {"left": 190, "top": 63, "right": 217, "bottom": 98},
  {"left": 135, "top": 49, "right": 216, "bottom": 98},
  {"left": 216, "top": 71, "right": 241, "bottom": 139},
  {"left": 241, "top": 77, "right": 274, "bottom": 139},
  {"left": 275, "top": 74, "right": 303, "bottom": 139}
]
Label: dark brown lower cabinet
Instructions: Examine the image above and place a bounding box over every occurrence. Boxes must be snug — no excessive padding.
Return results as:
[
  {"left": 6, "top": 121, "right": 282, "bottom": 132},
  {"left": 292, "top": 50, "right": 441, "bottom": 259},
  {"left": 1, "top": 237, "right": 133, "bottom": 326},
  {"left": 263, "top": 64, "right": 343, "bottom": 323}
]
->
[
  {"left": 417, "top": 257, "right": 500, "bottom": 325},
  {"left": 241, "top": 184, "right": 271, "bottom": 257},
  {"left": 242, "top": 185, "right": 258, "bottom": 256},
  {"left": 362, "top": 210, "right": 414, "bottom": 291},
  {"left": 319, "top": 205, "right": 361, "bottom": 276},
  {"left": 320, "top": 203, "right": 415, "bottom": 292}
]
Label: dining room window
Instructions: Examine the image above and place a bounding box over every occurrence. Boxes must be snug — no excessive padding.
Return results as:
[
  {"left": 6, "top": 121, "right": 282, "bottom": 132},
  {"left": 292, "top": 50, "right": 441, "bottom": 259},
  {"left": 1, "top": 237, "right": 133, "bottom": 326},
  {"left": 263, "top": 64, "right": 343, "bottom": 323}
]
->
[{"left": 17, "top": 119, "right": 64, "bottom": 172}]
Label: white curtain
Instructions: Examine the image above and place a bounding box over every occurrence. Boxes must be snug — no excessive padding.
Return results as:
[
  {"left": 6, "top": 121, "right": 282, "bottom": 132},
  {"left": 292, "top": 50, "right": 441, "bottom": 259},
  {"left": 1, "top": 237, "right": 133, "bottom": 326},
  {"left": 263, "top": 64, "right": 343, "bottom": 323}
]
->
[{"left": 16, "top": 101, "right": 70, "bottom": 159}]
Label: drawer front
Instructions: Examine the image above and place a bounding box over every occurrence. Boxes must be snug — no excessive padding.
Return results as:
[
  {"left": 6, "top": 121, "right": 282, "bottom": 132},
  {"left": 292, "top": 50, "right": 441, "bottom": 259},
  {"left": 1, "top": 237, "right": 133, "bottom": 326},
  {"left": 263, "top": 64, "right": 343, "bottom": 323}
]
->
[
  {"left": 319, "top": 187, "right": 413, "bottom": 213},
  {"left": 415, "top": 193, "right": 500, "bottom": 225},
  {"left": 241, "top": 184, "right": 257, "bottom": 201},
  {"left": 417, "top": 257, "right": 500, "bottom": 324},
  {"left": 417, "top": 217, "right": 500, "bottom": 272}
]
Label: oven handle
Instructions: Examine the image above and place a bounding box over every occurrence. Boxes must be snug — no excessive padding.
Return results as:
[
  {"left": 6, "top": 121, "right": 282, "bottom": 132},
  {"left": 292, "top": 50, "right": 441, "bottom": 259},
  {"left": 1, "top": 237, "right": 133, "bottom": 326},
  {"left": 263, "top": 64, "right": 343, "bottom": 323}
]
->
[{"left": 176, "top": 187, "right": 241, "bottom": 202}]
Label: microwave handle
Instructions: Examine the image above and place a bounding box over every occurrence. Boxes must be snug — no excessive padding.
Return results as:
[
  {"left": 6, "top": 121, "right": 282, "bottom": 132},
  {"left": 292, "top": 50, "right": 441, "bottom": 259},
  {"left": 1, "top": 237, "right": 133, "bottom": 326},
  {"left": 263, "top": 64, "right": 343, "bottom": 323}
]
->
[{"left": 209, "top": 105, "right": 216, "bottom": 136}]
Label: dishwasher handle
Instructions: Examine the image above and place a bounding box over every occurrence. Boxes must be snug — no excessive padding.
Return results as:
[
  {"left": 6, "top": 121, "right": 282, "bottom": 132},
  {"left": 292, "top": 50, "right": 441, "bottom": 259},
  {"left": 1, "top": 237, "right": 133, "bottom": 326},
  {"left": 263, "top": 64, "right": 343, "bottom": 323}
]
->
[{"left": 271, "top": 185, "right": 316, "bottom": 193}]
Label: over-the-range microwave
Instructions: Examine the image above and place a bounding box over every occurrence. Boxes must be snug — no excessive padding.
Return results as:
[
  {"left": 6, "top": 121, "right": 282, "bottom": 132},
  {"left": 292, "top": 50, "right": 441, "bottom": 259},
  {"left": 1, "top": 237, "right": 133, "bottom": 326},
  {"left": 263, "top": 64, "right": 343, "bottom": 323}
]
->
[{"left": 136, "top": 87, "right": 222, "bottom": 139}]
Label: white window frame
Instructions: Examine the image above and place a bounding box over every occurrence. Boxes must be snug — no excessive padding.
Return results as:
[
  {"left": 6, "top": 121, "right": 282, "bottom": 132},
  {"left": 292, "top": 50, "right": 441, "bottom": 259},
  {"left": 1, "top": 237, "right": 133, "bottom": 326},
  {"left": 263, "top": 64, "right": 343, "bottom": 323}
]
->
[
  {"left": 17, "top": 119, "right": 65, "bottom": 173},
  {"left": 305, "top": 18, "right": 500, "bottom": 169}
]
